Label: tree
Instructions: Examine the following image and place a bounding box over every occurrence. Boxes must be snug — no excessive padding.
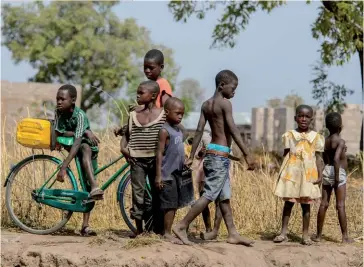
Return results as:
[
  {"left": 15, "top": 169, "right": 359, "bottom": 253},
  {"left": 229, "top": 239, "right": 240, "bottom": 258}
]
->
[
  {"left": 168, "top": 0, "right": 363, "bottom": 150},
  {"left": 176, "top": 78, "right": 205, "bottom": 114},
  {"left": 2, "top": 1, "right": 179, "bottom": 113},
  {"left": 311, "top": 61, "right": 354, "bottom": 114}
]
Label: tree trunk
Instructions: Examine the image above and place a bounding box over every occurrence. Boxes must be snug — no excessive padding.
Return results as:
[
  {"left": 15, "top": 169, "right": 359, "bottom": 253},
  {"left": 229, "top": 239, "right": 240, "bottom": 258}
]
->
[{"left": 359, "top": 49, "right": 363, "bottom": 152}]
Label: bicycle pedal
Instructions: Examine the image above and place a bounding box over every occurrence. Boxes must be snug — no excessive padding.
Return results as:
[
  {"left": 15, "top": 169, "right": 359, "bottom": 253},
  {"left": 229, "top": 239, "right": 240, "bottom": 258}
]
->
[{"left": 83, "top": 199, "right": 96, "bottom": 204}]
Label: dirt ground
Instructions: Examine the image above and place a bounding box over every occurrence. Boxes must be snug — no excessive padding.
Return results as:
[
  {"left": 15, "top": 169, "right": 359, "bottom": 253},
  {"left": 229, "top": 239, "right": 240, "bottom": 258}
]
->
[{"left": 1, "top": 230, "right": 362, "bottom": 267}]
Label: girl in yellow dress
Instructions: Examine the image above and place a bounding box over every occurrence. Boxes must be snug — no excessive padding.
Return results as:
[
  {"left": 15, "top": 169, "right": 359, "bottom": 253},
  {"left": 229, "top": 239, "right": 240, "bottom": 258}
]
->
[{"left": 273, "top": 105, "right": 324, "bottom": 245}]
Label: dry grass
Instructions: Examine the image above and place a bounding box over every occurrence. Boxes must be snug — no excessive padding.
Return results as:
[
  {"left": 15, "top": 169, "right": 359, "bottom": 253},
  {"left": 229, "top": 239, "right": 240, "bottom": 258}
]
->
[{"left": 1, "top": 131, "right": 363, "bottom": 243}]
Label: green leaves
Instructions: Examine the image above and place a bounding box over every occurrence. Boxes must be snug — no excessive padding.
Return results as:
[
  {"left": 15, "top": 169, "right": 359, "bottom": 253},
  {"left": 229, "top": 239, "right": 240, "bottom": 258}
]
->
[
  {"left": 168, "top": 0, "right": 285, "bottom": 48},
  {"left": 2, "top": 2, "right": 179, "bottom": 113},
  {"left": 311, "top": 1, "right": 363, "bottom": 68},
  {"left": 310, "top": 61, "right": 354, "bottom": 114}
]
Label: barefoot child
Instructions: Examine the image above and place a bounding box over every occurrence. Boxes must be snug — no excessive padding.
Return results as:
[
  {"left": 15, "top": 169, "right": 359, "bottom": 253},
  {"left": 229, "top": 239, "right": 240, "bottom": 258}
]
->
[
  {"left": 54, "top": 84, "right": 102, "bottom": 236},
  {"left": 313, "top": 112, "right": 353, "bottom": 243},
  {"left": 274, "top": 105, "right": 324, "bottom": 245},
  {"left": 173, "top": 70, "right": 256, "bottom": 246},
  {"left": 194, "top": 131, "right": 223, "bottom": 241},
  {"left": 120, "top": 80, "right": 166, "bottom": 236},
  {"left": 155, "top": 97, "right": 186, "bottom": 243}
]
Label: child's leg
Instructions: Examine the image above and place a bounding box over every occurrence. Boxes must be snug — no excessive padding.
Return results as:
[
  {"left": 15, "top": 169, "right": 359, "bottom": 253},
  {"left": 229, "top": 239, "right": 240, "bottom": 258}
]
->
[
  {"left": 147, "top": 159, "right": 164, "bottom": 235},
  {"left": 334, "top": 184, "right": 353, "bottom": 243},
  {"left": 130, "top": 159, "right": 148, "bottom": 235},
  {"left": 313, "top": 185, "right": 333, "bottom": 242},
  {"left": 80, "top": 212, "right": 96, "bottom": 236},
  {"left": 201, "top": 201, "right": 223, "bottom": 240},
  {"left": 80, "top": 144, "right": 102, "bottom": 197},
  {"left": 301, "top": 203, "right": 311, "bottom": 245},
  {"left": 199, "top": 182, "right": 212, "bottom": 232},
  {"left": 219, "top": 199, "right": 254, "bottom": 246},
  {"left": 174, "top": 197, "right": 211, "bottom": 245},
  {"left": 274, "top": 201, "right": 294, "bottom": 242}
]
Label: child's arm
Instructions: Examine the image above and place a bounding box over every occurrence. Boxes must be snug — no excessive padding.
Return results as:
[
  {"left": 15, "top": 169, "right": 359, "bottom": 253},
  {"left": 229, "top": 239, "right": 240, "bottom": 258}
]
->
[
  {"left": 57, "top": 114, "right": 87, "bottom": 182},
  {"left": 156, "top": 128, "right": 169, "bottom": 190},
  {"left": 314, "top": 152, "right": 324, "bottom": 185},
  {"left": 333, "top": 139, "right": 345, "bottom": 187},
  {"left": 221, "top": 100, "right": 255, "bottom": 170},
  {"left": 120, "top": 117, "right": 133, "bottom": 162},
  {"left": 186, "top": 104, "right": 207, "bottom": 166}
]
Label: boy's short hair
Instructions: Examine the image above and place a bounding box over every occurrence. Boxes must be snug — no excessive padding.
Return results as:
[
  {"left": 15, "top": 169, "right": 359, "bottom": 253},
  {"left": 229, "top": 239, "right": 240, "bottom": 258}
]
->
[
  {"left": 215, "top": 70, "right": 238, "bottom": 87},
  {"left": 144, "top": 49, "right": 164, "bottom": 65},
  {"left": 164, "top": 97, "right": 184, "bottom": 111},
  {"left": 325, "top": 112, "right": 342, "bottom": 131},
  {"left": 59, "top": 84, "right": 77, "bottom": 99},
  {"left": 140, "top": 80, "right": 160, "bottom": 95},
  {"left": 295, "top": 104, "right": 313, "bottom": 115}
]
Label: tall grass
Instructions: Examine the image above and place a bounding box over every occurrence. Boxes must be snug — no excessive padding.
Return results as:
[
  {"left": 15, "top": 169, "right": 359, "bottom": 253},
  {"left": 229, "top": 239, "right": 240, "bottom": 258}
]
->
[{"left": 1, "top": 130, "right": 363, "bottom": 242}]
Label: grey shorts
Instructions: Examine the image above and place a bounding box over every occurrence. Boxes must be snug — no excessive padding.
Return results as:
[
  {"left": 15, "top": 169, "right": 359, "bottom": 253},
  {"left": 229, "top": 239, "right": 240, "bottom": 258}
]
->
[
  {"left": 322, "top": 165, "right": 347, "bottom": 187},
  {"left": 202, "top": 154, "right": 231, "bottom": 202}
]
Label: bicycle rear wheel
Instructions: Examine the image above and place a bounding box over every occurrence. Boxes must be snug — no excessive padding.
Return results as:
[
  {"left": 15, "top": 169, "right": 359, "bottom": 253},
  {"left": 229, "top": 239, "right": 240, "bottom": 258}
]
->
[
  {"left": 5, "top": 154, "right": 75, "bottom": 235},
  {"left": 118, "top": 174, "right": 153, "bottom": 234}
]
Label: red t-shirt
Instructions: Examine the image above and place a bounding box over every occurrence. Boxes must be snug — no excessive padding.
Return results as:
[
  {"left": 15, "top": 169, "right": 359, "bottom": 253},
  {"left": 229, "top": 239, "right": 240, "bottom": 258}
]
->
[{"left": 156, "top": 78, "right": 172, "bottom": 108}]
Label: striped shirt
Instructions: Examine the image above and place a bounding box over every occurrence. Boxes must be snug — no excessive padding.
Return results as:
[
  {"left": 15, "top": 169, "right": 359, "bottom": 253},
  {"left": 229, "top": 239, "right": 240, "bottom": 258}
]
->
[{"left": 128, "top": 109, "right": 166, "bottom": 158}]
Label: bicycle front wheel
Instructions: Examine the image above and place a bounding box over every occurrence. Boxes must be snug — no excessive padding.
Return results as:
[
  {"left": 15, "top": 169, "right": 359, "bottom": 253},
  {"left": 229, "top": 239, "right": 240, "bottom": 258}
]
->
[{"left": 5, "top": 154, "right": 75, "bottom": 235}]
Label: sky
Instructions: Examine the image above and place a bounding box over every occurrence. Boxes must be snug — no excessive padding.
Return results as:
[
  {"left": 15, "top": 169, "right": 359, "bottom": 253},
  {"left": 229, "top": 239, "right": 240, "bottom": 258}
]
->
[{"left": 1, "top": 1, "right": 362, "bottom": 113}]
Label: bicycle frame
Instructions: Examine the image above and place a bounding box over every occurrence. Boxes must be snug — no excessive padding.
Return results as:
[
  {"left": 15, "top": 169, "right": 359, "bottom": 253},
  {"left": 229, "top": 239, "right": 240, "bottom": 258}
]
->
[{"left": 33, "top": 154, "right": 133, "bottom": 213}]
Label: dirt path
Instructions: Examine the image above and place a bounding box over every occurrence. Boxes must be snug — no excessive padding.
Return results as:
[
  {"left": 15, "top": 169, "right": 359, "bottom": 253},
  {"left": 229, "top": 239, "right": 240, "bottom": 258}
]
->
[{"left": 1, "top": 230, "right": 362, "bottom": 267}]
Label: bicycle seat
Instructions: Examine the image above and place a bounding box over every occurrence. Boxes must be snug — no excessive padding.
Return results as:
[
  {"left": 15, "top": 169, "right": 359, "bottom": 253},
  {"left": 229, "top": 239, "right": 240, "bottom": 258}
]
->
[{"left": 57, "top": 136, "right": 74, "bottom": 147}]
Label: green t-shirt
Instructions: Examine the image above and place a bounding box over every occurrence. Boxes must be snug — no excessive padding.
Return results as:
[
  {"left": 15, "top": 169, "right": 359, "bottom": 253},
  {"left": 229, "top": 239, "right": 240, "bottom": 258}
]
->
[{"left": 55, "top": 106, "right": 98, "bottom": 153}]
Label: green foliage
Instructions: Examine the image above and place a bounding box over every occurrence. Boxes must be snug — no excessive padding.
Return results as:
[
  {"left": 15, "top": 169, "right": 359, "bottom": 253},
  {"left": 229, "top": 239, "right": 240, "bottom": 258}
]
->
[
  {"left": 310, "top": 61, "right": 354, "bottom": 114},
  {"left": 168, "top": 0, "right": 286, "bottom": 48},
  {"left": 2, "top": 1, "right": 179, "bottom": 112},
  {"left": 311, "top": 1, "right": 363, "bottom": 68}
]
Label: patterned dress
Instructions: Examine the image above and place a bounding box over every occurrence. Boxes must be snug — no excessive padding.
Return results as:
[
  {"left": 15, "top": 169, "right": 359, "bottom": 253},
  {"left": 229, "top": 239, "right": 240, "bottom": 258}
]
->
[{"left": 274, "top": 130, "right": 325, "bottom": 204}]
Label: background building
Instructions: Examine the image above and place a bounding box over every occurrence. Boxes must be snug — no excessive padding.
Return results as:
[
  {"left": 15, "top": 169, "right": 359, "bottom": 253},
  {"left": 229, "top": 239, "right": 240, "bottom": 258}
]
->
[{"left": 251, "top": 104, "right": 362, "bottom": 155}]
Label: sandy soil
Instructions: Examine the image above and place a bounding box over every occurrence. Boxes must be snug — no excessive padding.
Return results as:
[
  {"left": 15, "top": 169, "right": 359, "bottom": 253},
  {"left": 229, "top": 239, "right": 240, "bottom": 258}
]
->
[{"left": 1, "top": 230, "right": 362, "bottom": 267}]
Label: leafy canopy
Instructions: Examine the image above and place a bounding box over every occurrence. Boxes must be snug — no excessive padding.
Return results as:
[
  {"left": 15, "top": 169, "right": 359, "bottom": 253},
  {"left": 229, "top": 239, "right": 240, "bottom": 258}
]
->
[{"left": 2, "top": 1, "right": 179, "bottom": 112}]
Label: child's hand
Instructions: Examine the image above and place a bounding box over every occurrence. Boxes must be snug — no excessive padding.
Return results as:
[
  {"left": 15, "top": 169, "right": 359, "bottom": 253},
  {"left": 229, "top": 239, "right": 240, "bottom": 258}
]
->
[
  {"left": 56, "top": 168, "right": 66, "bottom": 183},
  {"left": 155, "top": 176, "right": 163, "bottom": 190},
  {"left": 85, "top": 130, "right": 100, "bottom": 147},
  {"left": 313, "top": 177, "right": 322, "bottom": 186},
  {"left": 114, "top": 127, "right": 122, "bottom": 137},
  {"left": 246, "top": 155, "right": 256, "bottom": 171},
  {"left": 185, "top": 157, "right": 193, "bottom": 168}
]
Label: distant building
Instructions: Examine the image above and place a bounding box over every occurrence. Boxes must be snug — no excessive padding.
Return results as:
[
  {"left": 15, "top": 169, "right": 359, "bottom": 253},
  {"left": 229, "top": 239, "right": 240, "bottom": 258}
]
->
[
  {"left": 183, "top": 111, "right": 251, "bottom": 143},
  {"left": 251, "top": 104, "right": 362, "bottom": 155},
  {"left": 1, "top": 80, "right": 82, "bottom": 144}
]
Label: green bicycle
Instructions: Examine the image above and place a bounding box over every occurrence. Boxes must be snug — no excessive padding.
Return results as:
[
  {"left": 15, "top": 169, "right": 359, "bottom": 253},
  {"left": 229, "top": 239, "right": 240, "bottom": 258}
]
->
[{"left": 4, "top": 137, "right": 152, "bottom": 235}]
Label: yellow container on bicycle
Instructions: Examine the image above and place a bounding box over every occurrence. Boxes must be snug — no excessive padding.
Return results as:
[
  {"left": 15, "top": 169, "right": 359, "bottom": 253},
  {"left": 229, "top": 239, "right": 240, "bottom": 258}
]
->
[{"left": 16, "top": 118, "right": 56, "bottom": 150}]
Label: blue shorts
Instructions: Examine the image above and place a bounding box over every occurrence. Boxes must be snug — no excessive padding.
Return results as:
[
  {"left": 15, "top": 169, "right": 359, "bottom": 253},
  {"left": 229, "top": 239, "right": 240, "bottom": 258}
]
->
[
  {"left": 202, "top": 152, "right": 231, "bottom": 202},
  {"left": 206, "top": 143, "right": 231, "bottom": 153}
]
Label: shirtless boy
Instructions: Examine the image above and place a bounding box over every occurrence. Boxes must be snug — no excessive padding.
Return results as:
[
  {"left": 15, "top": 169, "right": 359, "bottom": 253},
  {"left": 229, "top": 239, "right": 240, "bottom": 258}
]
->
[
  {"left": 173, "top": 70, "right": 255, "bottom": 246},
  {"left": 313, "top": 112, "right": 353, "bottom": 243}
]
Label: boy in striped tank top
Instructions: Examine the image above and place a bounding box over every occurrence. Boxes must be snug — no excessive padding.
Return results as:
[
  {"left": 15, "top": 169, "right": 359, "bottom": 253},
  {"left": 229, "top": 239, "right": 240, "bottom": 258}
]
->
[
  {"left": 155, "top": 97, "right": 186, "bottom": 244},
  {"left": 120, "top": 80, "right": 166, "bottom": 236}
]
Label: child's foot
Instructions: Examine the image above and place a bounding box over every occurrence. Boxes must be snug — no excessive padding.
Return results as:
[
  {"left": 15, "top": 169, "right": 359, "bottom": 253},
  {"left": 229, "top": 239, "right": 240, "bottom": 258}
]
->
[
  {"left": 89, "top": 188, "right": 104, "bottom": 200},
  {"left": 163, "top": 233, "right": 183, "bottom": 245},
  {"left": 311, "top": 235, "right": 321, "bottom": 242},
  {"left": 200, "top": 230, "right": 218, "bottom": 240},
  {"left": 80, "top": 226, "right": 97, "bottom": 237},
  {"left": 226, "top": 234, "right": 254, "bottom": 247},
  {"left": 273, "top": 235, "right": 288, "bottom": 243},
  {"left": 342, "top": 237, "right": 354, "bottom": 243},
  {"left": 172, "top": 223, "right": 193, "bottom": 245},
  {"left": 301, "top": 238, "right": 313, "bottom": 246}
]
